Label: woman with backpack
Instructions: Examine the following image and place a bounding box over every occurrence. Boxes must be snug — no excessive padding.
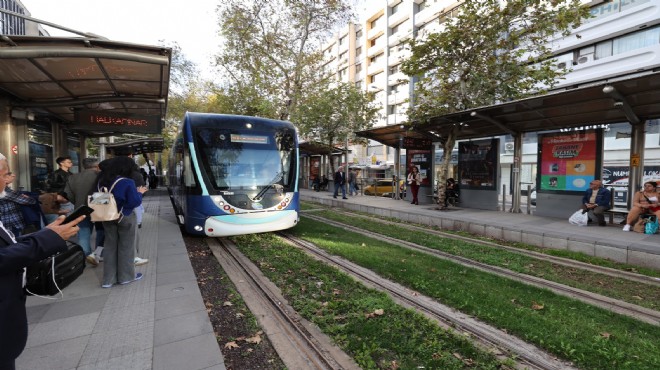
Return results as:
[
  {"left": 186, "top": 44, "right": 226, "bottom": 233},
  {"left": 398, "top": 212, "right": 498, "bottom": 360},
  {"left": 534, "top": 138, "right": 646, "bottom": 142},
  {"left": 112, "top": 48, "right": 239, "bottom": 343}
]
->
[{"left": 96, "top": 157, "right": 148, "bottom": 288}]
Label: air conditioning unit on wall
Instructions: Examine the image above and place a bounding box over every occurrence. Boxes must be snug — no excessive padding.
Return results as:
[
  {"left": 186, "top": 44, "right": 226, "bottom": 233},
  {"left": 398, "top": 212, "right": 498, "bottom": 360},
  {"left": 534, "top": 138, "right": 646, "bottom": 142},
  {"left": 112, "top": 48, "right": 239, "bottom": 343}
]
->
[
  {"left": 504, "top": 142, "right": 514, "bottom": 153},
  {"left": 577, "top": 54, "right": 594, "bottom": 65}
]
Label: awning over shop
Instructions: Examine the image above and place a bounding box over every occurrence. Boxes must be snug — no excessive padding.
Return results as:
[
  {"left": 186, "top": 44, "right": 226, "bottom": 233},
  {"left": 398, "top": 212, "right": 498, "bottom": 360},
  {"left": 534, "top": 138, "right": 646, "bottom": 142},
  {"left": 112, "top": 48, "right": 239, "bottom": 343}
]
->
[
  {"left": 357, "top": 70, "right": 660, "bottom": 144},
  {"left": 0, "top": 35, "right": 170, "bottom": 135}
]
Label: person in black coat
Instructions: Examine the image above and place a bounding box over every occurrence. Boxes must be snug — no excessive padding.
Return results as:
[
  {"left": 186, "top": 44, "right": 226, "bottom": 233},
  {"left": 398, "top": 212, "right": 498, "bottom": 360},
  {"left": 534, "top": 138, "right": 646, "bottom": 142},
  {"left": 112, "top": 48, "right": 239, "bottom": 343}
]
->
[
  {"left": 333, "top": 167, "right": 347, "bottom": 199},
  {"left": 0, "top": 153, "right": 83, "bottom": 370}
]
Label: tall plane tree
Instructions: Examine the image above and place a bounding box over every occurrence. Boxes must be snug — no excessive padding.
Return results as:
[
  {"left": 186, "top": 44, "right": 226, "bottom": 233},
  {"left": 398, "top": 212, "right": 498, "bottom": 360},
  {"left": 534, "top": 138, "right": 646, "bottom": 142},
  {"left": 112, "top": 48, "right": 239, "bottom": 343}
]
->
[
  {"left": 292, "top": 82, "right": 380, "bottom": 173},
  {"left": 216, "top": 0, "right": 353, "bottom": 121},
  {"left": 401, "top": 0, "right": 589, "bottom": 209}
]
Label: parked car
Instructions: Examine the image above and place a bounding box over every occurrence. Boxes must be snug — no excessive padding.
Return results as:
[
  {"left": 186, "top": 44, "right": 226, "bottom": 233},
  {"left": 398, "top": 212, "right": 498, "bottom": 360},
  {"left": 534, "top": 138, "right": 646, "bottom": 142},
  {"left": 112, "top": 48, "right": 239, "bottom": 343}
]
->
[
  {"left": 530, "top": 187, "right": 536, "bottom": 205},
  {"left": 364, "top": 179, "right": 406, "bottom": 197}
]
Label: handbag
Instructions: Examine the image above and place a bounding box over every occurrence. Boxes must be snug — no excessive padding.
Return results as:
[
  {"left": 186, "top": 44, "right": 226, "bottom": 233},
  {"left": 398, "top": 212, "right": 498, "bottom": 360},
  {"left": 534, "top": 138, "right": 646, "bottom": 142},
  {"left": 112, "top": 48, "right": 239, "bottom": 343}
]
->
[
  {"left": 25, "top": 242, "right": 86, "bottom": 296},
  {"left": 88, "top": 178, "right": 125, "bottom": 222},
  {"left": 568, "top": 209, "right": 588, "bottom": 226},
  {"left": 645, "top": 215, "right": 658, "bottom": 234}
]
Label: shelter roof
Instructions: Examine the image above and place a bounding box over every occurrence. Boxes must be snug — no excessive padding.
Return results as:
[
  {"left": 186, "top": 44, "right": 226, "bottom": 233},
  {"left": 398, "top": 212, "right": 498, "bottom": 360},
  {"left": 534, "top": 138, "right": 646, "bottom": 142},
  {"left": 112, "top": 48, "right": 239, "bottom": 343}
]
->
[
  {"left": 0, "top": 35, "right": 170, "bottom": 134},
  {"left": 299, "top": 141, "right": 347, "bottom": 156},
  {"left": 105, "top": 138, "right": 164, "bottom": 155},
  {"left": 356, "top": 124, "right": 442, "bottom": 148},
  {"left": 358, "top": 71, "right": 660, "bottom": 145}
]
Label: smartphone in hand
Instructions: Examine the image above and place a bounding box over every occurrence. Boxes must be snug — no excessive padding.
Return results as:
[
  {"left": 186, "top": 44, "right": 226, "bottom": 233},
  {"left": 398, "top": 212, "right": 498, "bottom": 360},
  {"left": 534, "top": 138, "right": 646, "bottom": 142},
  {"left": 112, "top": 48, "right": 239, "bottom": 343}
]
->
[{"left": 62, "top": 205, "right": 95, "bottom": 224}]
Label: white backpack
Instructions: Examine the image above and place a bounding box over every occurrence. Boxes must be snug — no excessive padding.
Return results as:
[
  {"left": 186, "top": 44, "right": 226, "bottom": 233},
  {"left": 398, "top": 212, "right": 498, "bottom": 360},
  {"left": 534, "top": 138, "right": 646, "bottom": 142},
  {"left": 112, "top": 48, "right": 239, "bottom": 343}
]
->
[{"left": 88, "top": 178, "right": 125, "bottom": 222}]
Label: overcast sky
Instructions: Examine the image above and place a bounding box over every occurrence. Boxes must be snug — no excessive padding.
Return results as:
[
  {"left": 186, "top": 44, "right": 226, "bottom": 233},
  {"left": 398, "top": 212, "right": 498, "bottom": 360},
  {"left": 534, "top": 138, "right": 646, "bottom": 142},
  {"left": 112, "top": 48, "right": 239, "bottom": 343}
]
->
[{"left": 21, "top": 0, "right": 222, "bottom": 77}]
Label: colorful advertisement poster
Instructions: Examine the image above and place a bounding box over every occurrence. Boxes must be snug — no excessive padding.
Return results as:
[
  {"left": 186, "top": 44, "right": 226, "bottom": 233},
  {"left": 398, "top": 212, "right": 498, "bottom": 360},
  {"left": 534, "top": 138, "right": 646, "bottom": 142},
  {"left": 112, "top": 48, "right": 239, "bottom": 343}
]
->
[
  {"left": 458, "top": 138, "right": 499, "bottom": 190},
  {"left": 538, "top": 131, "right": 599, "bottom": 192},
  {"left": 406, "top": 149, "right": 432, "bottom": 186}
]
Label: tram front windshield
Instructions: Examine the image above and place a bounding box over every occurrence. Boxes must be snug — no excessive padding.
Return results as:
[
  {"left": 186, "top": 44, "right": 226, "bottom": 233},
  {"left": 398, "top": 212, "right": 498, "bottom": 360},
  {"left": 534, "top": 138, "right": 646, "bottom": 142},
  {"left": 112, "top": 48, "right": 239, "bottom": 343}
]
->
[{"left": 195, "top": 127, "right": 296, "bottom": 192}]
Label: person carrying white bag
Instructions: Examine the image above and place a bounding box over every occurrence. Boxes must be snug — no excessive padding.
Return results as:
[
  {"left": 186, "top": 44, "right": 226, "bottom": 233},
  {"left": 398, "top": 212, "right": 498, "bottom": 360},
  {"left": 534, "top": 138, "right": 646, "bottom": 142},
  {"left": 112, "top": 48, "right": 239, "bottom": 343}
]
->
[{"left": 572, "top": 179, "right": 611, "bottom": 226}]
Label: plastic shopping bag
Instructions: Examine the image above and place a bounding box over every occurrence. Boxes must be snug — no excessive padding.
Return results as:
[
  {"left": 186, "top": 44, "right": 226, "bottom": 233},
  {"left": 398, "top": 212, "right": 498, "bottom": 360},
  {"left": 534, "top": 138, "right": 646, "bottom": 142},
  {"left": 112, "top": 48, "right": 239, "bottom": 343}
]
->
[{"left": 568, "top": 210, "right": 588, "bottom": 226}]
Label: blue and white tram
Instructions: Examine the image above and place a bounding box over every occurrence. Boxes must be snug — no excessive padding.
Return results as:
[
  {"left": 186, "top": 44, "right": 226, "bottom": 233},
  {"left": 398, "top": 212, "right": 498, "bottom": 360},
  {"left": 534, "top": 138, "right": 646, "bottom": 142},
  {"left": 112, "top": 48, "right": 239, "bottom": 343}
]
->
[{"left": 168, "top": 113, "right": 299, "bottom": 236}]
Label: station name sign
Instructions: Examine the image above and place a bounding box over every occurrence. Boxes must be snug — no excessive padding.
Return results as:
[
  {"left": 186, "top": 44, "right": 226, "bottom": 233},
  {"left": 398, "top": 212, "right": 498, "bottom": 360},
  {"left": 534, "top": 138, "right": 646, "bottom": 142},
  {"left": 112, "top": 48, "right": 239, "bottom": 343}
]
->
[
  {"left": 402, "top": 137, "right": 432, "bottom": 149},
  {"left": 73, "top": 110, "right": 162, "bottom": 134}
]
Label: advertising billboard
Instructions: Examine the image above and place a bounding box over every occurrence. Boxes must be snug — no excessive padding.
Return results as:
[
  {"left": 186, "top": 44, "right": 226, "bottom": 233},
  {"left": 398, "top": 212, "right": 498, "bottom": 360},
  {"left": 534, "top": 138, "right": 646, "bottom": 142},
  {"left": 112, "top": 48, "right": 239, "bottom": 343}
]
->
[
  {"left": 537, "top": 131, "right": 602, "bottom": 193},
  {"left": 458, "top": 138, "right": 499, "bottom": 190}
]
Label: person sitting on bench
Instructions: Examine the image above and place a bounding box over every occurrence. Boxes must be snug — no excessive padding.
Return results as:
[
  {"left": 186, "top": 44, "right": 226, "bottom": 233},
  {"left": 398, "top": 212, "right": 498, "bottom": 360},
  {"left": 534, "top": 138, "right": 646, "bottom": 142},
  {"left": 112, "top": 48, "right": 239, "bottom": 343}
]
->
[
  {"left": 622, "top": 181, "right": 660, "bottom": 231},
  {"left": 581, "top": 179, "right": 611, "bottom": 226},
  {"left": 319, "top": 175, "right": 329, "bottom": 191}
]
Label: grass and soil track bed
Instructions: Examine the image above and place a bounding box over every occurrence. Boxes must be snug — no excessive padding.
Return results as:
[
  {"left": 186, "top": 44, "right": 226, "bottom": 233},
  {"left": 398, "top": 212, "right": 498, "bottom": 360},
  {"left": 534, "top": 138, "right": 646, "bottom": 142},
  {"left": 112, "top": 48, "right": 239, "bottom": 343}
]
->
[{"left": 269, "top": 217, "right": 660, "bottom": 369}]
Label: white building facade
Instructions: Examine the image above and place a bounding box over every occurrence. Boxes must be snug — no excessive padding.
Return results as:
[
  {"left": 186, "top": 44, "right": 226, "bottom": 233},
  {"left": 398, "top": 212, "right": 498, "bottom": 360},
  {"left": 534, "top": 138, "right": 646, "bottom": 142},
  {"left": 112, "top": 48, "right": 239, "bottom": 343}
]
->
[{"left": 322, "top": 0, "right": 660, "bottom": 190}]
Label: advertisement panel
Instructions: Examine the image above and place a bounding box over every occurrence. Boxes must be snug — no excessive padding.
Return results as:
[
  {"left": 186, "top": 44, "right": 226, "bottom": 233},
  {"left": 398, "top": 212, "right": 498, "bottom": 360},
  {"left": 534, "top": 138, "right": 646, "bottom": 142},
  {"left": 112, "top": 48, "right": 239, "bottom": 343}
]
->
[
  {"left": 458, "top": 138, "right": 499, "bottom": 190},
  {"left": 406, "top": 149, "right": 432, "bottom": 186},
  {"left": 537, "top": 131, "right": 601, "bottom": 193}
]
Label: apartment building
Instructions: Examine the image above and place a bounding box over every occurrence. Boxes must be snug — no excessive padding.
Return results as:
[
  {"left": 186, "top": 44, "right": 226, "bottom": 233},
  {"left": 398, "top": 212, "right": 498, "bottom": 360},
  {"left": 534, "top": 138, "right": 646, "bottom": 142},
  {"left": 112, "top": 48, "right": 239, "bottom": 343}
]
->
[
  {"left": 322, "top": 0, "right": 660, "bottom": 185},
  {"left": 0, "top": 0, "right": 49, "bottom": 36}
]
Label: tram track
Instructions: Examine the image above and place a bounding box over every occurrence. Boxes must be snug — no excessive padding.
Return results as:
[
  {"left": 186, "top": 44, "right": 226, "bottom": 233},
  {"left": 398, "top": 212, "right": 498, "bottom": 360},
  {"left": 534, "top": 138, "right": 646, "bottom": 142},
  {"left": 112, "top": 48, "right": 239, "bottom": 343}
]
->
[
  {"left": 205, "top": 237, "right": 359, "bottom": 370},
  {"left": 317, "top": 208, "right": 660, "bottom": 287},
  {"left": 278, "top": 232, "right": 577, "bottom": 370},
  {"left": 302, "top": 212, "right": 660, "bottom": 326}
]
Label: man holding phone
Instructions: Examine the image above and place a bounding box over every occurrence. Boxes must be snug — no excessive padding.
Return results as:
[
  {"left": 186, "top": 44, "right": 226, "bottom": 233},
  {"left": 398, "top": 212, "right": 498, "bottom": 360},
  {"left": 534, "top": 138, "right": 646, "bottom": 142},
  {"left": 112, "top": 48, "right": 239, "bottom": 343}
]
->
[
  {"left": 64, "top": 157, "right": 101, "bottom": 265},
  {"left": 0, "top": 152, "right": 85, "bottom": 370}
]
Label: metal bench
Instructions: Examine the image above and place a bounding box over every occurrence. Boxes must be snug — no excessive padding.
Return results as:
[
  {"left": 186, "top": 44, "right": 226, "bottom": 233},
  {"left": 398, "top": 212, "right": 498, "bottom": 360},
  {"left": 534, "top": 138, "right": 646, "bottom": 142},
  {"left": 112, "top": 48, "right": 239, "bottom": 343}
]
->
[{"left": 603, "top": 190, "right": 628, "bottom": 224}]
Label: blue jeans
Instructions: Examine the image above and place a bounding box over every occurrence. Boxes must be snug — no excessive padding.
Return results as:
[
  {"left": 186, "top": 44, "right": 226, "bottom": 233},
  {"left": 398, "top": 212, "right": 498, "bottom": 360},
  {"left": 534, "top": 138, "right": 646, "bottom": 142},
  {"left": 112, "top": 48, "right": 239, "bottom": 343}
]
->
[
  {"left": 135, "top": 204, "right": 144, "bottom": 224},
  {"left": 334, "top": 182, "right": 346, "bottom": 198},
  {"left": 77, "top": 218, "right": 93, "bottom": 255}
]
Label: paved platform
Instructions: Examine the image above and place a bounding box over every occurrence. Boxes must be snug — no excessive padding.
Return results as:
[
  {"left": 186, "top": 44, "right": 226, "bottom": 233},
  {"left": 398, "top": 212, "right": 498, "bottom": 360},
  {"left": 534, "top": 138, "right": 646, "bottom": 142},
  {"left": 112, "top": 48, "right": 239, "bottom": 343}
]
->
[
  {"left": 301, "top": 189, "right": 660, "bottom": 270},
  {"left": 18, "top": 189, "right": 225, "bottom": 370}
]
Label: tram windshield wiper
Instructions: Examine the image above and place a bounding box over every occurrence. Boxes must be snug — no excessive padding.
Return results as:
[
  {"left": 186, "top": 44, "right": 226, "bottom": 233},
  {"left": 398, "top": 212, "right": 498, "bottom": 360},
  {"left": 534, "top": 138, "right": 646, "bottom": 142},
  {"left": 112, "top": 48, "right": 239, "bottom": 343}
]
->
[{"left": 252, "top": 172, "right": 283, "bottom": 201}]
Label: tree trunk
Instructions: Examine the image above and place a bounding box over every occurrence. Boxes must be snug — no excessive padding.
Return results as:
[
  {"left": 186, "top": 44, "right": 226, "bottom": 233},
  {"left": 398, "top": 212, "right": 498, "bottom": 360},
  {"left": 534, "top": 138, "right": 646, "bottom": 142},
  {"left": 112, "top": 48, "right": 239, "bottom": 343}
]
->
[{"left": 436, "top": 126, "right": 457, "bottom": 210}]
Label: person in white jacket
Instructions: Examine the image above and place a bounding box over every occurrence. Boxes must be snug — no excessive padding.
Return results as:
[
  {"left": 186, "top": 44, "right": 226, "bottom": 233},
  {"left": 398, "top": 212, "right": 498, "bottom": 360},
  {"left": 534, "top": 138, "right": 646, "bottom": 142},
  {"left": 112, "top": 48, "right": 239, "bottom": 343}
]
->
[{"left": 407, "top": 166, "right": 422, "bottom": 205}]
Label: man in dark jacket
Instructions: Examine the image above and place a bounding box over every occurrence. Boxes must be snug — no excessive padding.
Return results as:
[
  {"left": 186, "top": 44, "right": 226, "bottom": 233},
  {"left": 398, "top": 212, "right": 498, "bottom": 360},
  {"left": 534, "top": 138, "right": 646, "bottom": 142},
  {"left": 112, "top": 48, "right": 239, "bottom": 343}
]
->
[
  {"left": 333, "top": 167, "right": 347, "bottom": 199},
  {"left": 0, "top": 152, "right": 83, "bottom": 370},
  {"left": 581, "top": 179, "right": 611, "bottom": 226},
  {"left": 48, "top": 156, "right": 74, "bottom": 215},
  {"left": 64, "top": 157, "right": 100, "bottom": 264}
]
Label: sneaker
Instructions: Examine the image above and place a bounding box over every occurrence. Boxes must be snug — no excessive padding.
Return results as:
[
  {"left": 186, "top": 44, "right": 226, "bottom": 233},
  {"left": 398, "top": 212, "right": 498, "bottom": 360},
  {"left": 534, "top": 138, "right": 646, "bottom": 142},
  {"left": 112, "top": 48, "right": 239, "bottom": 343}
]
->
[
  {"left": 101, "top": 283, "right": 113, "bottom": 288},
  {"left": 86, "top": 254, "right": 99, "bottom": 266},
  {"left": 119, "top": 273, "right": 143, "bottom": 285},
  {"left": 622, "top": 224, "right": 631, "bottom": 231},
  {"left": 134, "top": 257, "right": 149, "bottom": 266}
]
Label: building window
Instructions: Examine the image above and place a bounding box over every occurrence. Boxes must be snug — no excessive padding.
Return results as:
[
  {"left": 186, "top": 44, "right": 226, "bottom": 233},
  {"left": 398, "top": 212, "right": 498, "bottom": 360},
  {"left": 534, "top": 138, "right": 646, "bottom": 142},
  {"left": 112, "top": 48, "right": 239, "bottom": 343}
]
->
[
  {"left": 339, "top": 51, "right": 347, "bottom": 60},
  {"left": 613, "top": 25, "right": 660, "bottom": 55},
  {"left": 370, "top": 71, "right": 384, "bottom": 84},
  {"left": 356, "top": 29, "right": 363, "bottom": 39},
  {"left": 391, "top": 23, "right": 399, "bottom": 35},
  {"left": 370, "top": 53, "right": 383, "bottom": 64},
  {"left": 355, "top": 63, "right": 362, "bottom": 74},
  {"left": 356, "top": 46, "right": 362, "bottom": 56},
  {"left": 371, "top": 16, "right": 382, "bottom": 29},
  {"left": 339, "top": 36, "right": 346, "bottom": 46},
  {"left": 391, "top": 2, "right": 401, "bottom": 15},
  {"left": 389, "top": 64, "right": 400, "bottom": 74}
]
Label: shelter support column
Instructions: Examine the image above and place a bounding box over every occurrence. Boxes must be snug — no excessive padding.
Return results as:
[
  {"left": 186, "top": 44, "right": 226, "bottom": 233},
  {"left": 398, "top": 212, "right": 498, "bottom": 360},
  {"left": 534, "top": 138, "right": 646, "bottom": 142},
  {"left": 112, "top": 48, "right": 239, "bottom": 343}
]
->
[
  {"left": 510, "top": 133, "right": 523, "bottom": 213},
  {"left": 628, "top": 121, "right": 645, "bottom": 208}
]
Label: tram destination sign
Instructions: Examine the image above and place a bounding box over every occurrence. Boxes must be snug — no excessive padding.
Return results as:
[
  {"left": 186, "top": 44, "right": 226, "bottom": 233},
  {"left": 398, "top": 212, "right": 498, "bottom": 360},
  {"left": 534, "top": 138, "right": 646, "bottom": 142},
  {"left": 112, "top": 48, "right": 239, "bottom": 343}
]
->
[
  {"left": 72, "top": 110, "right": 162, "bottom": 134},
  {"left": 402, "top": 137, "right": 432, "bottom": 149}
]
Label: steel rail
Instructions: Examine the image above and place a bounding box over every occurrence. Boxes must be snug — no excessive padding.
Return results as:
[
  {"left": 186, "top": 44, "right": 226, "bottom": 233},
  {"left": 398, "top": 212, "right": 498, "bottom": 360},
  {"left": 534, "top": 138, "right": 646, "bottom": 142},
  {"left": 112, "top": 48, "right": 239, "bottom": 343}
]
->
[
  {"left": 302, "top": 213, "right": 660, "bottom": 326},
  {"left": 207, "top": 237, "right": 354, "bottom": 370},
  {"left": 279, "top": 233, "right": 577, "bottom": 370}
]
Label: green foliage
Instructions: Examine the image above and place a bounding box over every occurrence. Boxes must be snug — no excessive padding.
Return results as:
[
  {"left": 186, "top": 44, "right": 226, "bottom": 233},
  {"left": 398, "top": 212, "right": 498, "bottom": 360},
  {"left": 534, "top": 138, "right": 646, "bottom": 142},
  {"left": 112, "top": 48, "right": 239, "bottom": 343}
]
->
[
  {"left": 216, "top": 0, "right": 353, "bottom": 121},
  {"left": 402, "top": 0, "right": 589, "bottom": 120},
  {"left": 401, "top": 0, "right": 589, "bottom": 205},
  {"left": 291, "top": 82, "right": 380, "bottom": 158}
]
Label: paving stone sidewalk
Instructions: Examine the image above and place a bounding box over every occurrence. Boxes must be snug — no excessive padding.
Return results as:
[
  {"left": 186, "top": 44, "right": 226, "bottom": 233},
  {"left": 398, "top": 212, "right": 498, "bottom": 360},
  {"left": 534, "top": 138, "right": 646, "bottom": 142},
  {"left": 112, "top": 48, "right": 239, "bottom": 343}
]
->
[{"left": 18, "top": 189, "right": 225, "bottom": 370}]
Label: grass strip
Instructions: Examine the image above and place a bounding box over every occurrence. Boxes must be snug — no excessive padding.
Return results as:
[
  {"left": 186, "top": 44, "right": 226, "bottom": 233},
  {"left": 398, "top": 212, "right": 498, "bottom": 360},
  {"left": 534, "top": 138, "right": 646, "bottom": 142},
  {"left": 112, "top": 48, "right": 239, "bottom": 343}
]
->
[
  {"left": 301, "top": 201, "right": 660, "bottom": 278},
  {"left": 232, "top": 233, "right": 507, "bottom": 370},
  {"left": 288, "top": 217, "right": 660, "bottom": 370},
  {"left": 307, "top": 208, "right": 660, "bottom": 310}
]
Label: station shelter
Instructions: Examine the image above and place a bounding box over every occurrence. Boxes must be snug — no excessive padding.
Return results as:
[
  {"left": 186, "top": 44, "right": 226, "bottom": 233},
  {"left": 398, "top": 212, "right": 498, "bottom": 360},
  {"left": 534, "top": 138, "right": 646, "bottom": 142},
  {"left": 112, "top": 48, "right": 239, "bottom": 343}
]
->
[
  {"left": 356, "top": 71, "right": 660, "bottom": 219},
  {"left": 0, "top": 35, "right": 171, "bottom": 193}
]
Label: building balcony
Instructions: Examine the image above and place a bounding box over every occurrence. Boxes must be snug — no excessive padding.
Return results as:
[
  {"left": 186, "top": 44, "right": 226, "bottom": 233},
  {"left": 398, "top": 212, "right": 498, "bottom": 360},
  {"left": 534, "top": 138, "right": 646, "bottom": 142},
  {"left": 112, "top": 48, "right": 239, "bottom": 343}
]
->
[
  {"left": 414, "top": 2, "right": 444, "bottom": 27},
  {"left": 367, "top": 23, "right": 385, "bottom": 40},
  {"left": 388, "top": 29, "right": 411, "bottom": 47},
  {"left": 367, "top": 44, "right": 384, "bottom": 58},
  {"left": 387, "top": 113, "right": 408, "bottom": 125},
  {"left": 367, "top": 62, "right": 384, "bottom": 76},
  {"left": 388, "top": 91, "right": 409, "bottom": 105},
  {"left": 388, "top": 71, "right": 408, "bottom": 86},
  {"left": 388, "top": 10, "right": 410, "bottom": 29},
  {"left": 388, "top": 0, "right": 400, "bottom": 6}
]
